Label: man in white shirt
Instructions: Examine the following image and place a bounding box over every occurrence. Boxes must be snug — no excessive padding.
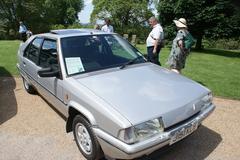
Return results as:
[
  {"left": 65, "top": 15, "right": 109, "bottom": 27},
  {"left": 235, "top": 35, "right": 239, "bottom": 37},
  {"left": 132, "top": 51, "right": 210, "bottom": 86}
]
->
[
  {"left": 146, "top": 17, "right": 164, "bottom": 65},
  {"left": 101, "top": 18, "right": 114, "bottom": 33}
]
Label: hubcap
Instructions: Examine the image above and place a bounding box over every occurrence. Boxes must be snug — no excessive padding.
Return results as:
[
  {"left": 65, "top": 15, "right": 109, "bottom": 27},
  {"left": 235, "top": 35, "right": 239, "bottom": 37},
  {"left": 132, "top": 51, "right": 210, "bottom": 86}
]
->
[
  {"left": 23, "top": 79, "right": 29, "bottom": 90},
  {"left": 75, "top": 123, "right": 92, "bottom": 155}
]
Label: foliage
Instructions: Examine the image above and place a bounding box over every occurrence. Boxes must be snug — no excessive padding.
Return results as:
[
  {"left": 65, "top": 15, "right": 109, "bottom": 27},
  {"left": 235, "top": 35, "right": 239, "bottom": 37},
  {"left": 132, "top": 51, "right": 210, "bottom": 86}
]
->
[
  {"left": 0, "top": 0, "right": 83, "bottom": 39},
  {"left": 50, "top": 23, "right": 82, "bottom": 30},
  {"left": 203, "top": 38, "right": 240, "bottom": 50},
  {"left": 67, "top": 23, "right": 83, "bottom": 29},
  {"left": 43, "top": 0, "right": 83, "bottom": 25},
  {"left": 91, "top": 0, "right": 153, "bottom": 36},
  {"left": 50, "top": 24, "right": 66, "bottom": 30},
  {"left": 158, "top": 0, "right": 240, "bottom": 49},
  {"left": 205, "top": 8, "right": 240, "bottom": 39},
  {"left": 0, "top": 23, "right": 7, "bottom": 40}
]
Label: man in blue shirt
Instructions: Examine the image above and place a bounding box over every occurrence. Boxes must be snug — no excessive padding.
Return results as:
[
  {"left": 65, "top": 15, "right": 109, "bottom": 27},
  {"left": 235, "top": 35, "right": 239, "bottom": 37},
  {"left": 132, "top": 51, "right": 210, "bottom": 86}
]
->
[{"left": 19, "top": 21, "right": 27, "bottom": 42}]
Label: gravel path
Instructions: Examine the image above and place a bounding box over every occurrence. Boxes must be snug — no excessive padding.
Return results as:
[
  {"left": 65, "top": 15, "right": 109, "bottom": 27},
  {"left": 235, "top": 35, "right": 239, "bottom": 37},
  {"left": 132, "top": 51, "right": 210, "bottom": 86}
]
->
[{"left": 0, "top": 77, "right": 240, "bottom": 160}]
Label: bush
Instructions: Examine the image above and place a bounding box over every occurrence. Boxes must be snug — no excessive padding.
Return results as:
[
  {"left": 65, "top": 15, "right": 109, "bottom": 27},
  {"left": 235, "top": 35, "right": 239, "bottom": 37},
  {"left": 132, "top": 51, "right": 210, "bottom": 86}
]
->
[
  {"left": 0, "top": 32, "right": 7, "bottom": 40},
  {"left": 203, "top": 39, "right": 240, "bottom": 50},
  {"left": 163, "top": 39, "right": 173, "bottom": 49},
  {"left": 67, "top": 23, "right": 83, "bottom": 29},
  {"left": 50, "top": 23, "right": 85, "bottom": 30},
  {"left": 50, "top": 24, "right": 66, "bottom": 30}
]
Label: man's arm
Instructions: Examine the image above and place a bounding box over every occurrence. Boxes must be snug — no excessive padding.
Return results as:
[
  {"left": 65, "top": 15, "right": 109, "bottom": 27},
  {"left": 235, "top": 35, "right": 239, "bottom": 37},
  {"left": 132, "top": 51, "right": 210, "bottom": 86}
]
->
[
  {"left": 153, "top": 30, "right": 161, "bottom": 54},
  {"left": 153, "top": 38, "right": 159, "bottom": 54}
]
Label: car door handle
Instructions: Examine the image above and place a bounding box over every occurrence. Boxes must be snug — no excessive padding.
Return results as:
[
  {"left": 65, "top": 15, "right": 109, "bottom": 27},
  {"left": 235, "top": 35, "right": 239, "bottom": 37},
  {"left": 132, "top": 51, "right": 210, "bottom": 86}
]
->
[{"left": 23, "top": 61, "right": 26, "bottom": 66}]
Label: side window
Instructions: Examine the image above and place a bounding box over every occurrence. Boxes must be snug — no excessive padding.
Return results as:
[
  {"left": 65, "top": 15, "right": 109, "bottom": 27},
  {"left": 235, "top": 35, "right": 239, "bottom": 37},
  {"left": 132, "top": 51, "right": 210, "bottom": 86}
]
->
[
  {"left": 24, "top": 38, "right": 43, "bottom": 64},
  {"left": 39, "top": 39, "right": 58, "bottom": 69}
]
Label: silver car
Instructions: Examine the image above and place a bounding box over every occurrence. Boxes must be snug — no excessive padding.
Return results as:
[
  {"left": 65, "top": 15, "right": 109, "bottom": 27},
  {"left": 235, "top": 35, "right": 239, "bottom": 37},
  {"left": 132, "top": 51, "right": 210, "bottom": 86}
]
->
[{"left": 17, "top": 29, "right": 215, "bottom": 160}]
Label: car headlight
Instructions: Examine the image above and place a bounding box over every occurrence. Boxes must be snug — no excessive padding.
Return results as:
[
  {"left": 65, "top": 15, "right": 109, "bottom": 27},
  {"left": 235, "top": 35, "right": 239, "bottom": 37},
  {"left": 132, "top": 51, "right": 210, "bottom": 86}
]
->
[
  {"left": 118, "top": 118, "right": 164, "bottom": 144},
  {"left": 200, "top": 92, "right": 213, "bottom": 112},
  {"left": 202, "top": 92, "right": 213, "bottom": 104}
]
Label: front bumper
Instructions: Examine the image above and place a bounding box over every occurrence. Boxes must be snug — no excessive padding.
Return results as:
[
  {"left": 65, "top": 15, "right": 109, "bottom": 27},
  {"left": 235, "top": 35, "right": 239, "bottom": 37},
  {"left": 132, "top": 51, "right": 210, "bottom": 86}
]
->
[{"left": 93, "top": 103, "right": 215, "bottom": 159}]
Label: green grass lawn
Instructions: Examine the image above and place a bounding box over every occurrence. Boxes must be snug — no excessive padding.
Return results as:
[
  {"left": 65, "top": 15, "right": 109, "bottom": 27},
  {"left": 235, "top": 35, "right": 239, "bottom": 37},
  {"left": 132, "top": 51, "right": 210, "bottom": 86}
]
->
[
  {"left": 0, "top": 40, "right": 240, "bottom": 100},
  {"left": 136, "top": 45, "right": 240, "bottom": 100},
  {"left": 0, "top": 40, "right": 20, "bottom": 76}
]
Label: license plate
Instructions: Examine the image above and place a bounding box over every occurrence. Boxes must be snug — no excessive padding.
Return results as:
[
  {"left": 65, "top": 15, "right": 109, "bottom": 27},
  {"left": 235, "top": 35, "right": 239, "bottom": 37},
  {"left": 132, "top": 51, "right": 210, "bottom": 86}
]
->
[{"left": 170, "top": 121, "right": 198, "bottom": 145}]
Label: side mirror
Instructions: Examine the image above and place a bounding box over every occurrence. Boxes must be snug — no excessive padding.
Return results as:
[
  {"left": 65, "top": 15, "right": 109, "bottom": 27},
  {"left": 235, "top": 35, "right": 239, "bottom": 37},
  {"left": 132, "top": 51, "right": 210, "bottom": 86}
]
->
[{"left": 38, "top": 67, "right": 59, "bottom": 77}]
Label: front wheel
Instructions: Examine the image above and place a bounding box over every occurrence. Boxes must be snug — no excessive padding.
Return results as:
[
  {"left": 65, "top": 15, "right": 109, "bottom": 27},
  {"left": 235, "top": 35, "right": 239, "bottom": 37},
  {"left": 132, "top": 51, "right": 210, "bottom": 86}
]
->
[
  {"left": 22, "top": 77, "right": 36, "bottom": 94},
  {"left": 73, "top": 115, "right": 103, "bottom": 160}
]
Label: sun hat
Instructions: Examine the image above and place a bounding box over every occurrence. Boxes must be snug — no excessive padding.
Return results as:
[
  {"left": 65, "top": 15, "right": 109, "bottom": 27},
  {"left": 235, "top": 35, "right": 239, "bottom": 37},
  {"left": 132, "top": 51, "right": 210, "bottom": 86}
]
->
[{"left": 173, "top": 18, "right": 187, "bottom": 28}]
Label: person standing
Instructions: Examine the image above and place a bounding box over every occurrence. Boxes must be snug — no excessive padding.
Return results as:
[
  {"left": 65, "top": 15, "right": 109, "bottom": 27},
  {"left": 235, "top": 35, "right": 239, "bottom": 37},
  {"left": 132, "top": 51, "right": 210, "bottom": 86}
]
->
[
  {"left": 19, "top": 21, "right": 27, "bottom": 42},
  {"left": 101, "top": 18, "right": 114, "bottom": 33},
  {"left": 94, "top": 24, "right": 101, "bottom": 30},
  {"left": 167, "top": 18, "right": 191, "bottom": 74},
  {"left": 146, "top": 17, "right": 164, "bottom": 66},
  {"left": 26, "top": 30, "right": 33, "bottom": 39}
]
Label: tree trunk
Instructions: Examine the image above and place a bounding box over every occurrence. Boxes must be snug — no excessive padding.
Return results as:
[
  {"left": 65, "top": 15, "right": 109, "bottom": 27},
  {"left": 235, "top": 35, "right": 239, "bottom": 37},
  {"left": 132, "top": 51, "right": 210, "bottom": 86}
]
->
[{"left": 195, "top": 34, "right": 203, "bottom": 50}]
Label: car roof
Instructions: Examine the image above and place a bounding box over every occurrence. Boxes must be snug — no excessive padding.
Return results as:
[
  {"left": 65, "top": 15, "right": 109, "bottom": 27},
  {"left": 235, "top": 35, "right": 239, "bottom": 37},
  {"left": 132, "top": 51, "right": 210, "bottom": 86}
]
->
[{"left": 37, "top": 29, "right": 114, "bottom": 39}]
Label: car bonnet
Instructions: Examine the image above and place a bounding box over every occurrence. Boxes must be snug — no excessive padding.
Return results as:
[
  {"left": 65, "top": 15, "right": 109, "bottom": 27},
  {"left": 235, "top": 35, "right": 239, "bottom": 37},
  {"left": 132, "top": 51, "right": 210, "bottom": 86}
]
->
[{"left": 74, "top": 63, "right": 209, "bottom": 128}]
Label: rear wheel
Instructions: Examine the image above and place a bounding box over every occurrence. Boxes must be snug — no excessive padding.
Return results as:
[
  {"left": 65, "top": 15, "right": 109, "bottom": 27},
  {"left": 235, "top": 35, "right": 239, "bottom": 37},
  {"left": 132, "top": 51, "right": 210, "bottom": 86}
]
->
[
  {"left": 22, "top": 77, "right": 36, "bottom": 94},
  {"left": 73, "top": 115, "right": 103, "bottom": 160}
]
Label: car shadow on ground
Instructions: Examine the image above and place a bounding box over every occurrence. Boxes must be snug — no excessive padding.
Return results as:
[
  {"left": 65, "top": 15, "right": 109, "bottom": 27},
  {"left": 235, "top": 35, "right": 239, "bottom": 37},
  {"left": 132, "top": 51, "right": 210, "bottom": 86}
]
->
[
  {"left": 136, "top": 125, "right": 222, "bottom": 160},
  {"left": 102, "top": 125, "right": 221, "bottom": 160},
  {"left": 0, "top": 67, "right": 18, "bottom": 125}
]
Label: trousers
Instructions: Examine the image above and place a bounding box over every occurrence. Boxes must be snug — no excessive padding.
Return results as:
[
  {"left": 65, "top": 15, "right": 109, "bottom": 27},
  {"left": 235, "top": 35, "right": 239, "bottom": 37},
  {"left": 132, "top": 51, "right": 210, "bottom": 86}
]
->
[{"left": 147, "top": 45, "right": 161, "bottom": 66}]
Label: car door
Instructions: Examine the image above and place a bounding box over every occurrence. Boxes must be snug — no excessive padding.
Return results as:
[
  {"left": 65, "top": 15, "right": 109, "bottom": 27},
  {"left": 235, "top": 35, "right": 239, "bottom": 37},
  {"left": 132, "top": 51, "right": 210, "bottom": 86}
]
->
[
  {"left": 21, "top": 37, "right": 43, "bottom": 87},
  {"left": 37, "top": 38, "right": 67, "bottom": 116}
]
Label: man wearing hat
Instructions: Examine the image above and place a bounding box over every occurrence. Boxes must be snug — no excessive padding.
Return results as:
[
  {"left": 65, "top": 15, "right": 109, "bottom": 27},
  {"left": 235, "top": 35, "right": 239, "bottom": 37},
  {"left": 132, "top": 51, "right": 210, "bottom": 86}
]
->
[
  {"left": 146, "top": 17, "right": 164, "bottom": 66},
  {"left": 167, "top": 18, "right": 191, "bottom": 74}
]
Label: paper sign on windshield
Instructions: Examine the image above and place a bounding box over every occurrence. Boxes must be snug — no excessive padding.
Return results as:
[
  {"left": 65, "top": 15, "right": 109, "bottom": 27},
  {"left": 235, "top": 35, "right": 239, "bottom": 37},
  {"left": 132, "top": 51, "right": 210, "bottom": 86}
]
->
[{"left": 65, "top": 57, "right": 85, "bottom": 75}]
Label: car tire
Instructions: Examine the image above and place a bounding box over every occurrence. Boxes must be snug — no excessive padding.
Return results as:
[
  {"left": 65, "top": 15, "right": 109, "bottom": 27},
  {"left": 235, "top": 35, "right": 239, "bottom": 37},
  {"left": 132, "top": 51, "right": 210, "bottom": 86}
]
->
[
  {"left": 22, "top": 77, "right": 36, "bottom": 94},
  {"left": 73, "top": 115, "right": 103, "bottom": 160}
]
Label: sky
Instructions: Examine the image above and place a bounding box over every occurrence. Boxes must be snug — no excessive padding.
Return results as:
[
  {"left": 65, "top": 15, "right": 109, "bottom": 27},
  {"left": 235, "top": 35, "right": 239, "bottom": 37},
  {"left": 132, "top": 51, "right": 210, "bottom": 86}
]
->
[
  {"left": 78, "top": 0, "right": 93, "bottom": 24},
  {"left": 78, "top": 0, "right": 158, "bottom": 24}
]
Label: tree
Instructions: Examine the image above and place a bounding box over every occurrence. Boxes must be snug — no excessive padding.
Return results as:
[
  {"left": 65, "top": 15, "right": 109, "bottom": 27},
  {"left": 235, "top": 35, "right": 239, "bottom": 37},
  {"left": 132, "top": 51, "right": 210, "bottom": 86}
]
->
[
  {"left": 43, "top": 0, "right": 83, "bottom": 25},
  {"left": 0, "top": 0, "right": 83, "bottom": 39},
  {"left": 91, "top": 0, "right": 153, "bottom": 38},
  {"left": 158, "top": 0, "right": 238, "bottom": 49}
]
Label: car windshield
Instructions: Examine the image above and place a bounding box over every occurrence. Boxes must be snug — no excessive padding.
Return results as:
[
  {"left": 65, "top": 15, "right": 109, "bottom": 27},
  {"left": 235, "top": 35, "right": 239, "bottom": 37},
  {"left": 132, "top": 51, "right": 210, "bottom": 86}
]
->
[{"left": 61, "top": 34, "right": 145, "bottom": 76}]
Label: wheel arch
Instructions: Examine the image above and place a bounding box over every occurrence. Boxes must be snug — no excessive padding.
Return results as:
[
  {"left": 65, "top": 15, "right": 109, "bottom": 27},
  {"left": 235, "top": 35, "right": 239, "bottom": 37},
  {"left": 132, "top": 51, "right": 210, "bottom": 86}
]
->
[{"left": 66, "top": 101, "right": 97, "bottom": 133}]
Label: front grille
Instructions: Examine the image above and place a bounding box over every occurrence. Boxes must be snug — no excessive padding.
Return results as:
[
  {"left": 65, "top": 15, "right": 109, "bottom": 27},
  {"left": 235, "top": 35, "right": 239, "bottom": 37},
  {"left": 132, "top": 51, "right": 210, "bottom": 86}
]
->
[{"left": 164, "top": 111, "right": 200, "bottom": 131}]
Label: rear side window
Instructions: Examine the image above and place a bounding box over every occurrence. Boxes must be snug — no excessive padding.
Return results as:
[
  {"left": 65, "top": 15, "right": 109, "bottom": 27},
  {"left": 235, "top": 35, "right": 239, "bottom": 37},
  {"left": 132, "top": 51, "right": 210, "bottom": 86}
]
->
[
  {"left": 24, "top": 37, "right": 43, "bottom": 64},
  {"left": 39, "top": 40, "right": 58, "bottom": 68}
]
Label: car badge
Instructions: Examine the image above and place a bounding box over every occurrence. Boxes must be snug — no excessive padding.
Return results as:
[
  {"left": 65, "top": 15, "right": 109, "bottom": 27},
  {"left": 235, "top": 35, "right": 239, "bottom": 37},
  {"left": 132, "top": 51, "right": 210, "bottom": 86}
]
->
[{"left": 193, "top": 104, "right": 196, "bottom": 111}]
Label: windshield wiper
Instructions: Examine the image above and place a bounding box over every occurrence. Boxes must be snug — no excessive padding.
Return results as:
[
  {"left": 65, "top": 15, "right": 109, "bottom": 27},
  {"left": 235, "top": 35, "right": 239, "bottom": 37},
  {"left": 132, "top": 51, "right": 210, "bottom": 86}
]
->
[{"left": 119, "top": 56, "right": 143, "bottom": 69}]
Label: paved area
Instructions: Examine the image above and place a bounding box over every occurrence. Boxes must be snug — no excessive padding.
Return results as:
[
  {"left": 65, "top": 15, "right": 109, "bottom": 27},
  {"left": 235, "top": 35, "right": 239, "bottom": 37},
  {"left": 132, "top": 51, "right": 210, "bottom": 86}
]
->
[{"left": 0, "top": 77, "right": 240, "bottom": 160}]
